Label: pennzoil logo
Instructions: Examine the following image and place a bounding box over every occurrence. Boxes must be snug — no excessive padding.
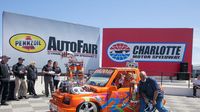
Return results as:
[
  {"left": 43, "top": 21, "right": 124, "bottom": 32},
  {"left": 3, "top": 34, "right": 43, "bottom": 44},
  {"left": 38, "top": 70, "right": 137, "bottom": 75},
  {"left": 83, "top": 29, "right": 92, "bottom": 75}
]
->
[{"left": 9, "top": 33, "right": 46, "bottom": 53}]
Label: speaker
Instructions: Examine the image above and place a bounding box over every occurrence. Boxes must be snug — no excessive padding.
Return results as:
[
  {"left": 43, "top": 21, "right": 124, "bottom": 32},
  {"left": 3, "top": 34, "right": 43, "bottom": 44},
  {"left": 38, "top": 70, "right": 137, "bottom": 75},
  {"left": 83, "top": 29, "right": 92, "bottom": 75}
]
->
[
  {"left": 180, "top": 62, "right": 188, "bottom": 72},
  {"left": 177, "top": 62, "right": 189, "bottom": 80}
]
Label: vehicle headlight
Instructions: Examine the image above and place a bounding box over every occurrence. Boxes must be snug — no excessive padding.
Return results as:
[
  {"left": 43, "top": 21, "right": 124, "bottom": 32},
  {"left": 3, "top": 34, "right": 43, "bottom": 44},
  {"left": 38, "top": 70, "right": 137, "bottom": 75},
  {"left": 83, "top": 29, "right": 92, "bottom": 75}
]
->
[{"left": 63, "top": 97, "right": 70, "bottom": 105}]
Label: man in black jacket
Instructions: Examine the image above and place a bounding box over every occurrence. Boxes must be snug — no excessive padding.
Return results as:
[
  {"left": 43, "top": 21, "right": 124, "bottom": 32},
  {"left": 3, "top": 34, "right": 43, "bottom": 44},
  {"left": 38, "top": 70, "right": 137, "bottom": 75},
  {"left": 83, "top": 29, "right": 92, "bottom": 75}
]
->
[
  {"left": 0, "top": 55, "right": 11, "bottom": 105},
  {"left": 13, "top": 57, "right": 28, "bottom": 100},
  {"left": 27, "top": 61, "right": 38, "bottom": 96},
  {"left": 42, "top": 60, "right": 54, "bottom": 97}
]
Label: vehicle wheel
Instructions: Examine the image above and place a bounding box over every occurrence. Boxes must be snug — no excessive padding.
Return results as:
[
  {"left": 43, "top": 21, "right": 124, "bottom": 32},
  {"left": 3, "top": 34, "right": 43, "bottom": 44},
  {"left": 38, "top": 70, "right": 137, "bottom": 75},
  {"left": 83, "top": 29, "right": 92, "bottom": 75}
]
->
[{"left": 77, "top": 102, "right": 99, "bottom": 112}]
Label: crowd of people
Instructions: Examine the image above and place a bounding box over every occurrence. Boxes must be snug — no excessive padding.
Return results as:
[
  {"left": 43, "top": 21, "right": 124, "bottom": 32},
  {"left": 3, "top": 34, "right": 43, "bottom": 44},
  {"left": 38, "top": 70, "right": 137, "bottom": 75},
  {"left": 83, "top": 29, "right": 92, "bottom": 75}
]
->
[{"left": 0, "top": 55, "right": 62, "bottom": 106}]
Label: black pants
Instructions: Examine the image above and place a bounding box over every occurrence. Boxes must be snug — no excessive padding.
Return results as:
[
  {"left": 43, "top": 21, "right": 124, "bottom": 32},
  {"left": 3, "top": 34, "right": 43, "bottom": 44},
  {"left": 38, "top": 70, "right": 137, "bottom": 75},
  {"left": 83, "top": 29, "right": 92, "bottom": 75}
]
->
[
  {"left": 27, "top": 80, "right": 36, "bottom": 95},
  {"left": 53, "top": 80, "right": 59, "bottom": 90},
  {"left": 193, "top": 85, "right": 200, "bottom": 96},
  {"left": 44, "top": 77, "right": 54, "bottom": 97},
  {"left": 0, "top": 80, "right": 10, "bottom": 103}
]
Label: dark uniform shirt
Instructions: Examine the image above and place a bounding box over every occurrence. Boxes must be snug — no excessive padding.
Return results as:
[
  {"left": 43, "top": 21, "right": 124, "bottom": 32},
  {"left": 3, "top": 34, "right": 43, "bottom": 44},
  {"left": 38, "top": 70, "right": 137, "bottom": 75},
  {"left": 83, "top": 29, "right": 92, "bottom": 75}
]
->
[
  {"left": 0, "top": 61, "right": 11, "bottom": 81},
  {"left": 138, "top": 77, "right": 164, "bottom": 100},
  {"left": 52, "top": 67, "right": 61, "bottom": 74},
  {"left": 12, "top": 63, "right": 26, "bottom": 79},
  {"left": 52, "top": 66, "right": 61, "bottom": 80},
  {"left": 27, "top": 65, "right": 38, "bottom": 80},
  {"left": 42, "top": 64, "right": 53, "bottom": 78}
]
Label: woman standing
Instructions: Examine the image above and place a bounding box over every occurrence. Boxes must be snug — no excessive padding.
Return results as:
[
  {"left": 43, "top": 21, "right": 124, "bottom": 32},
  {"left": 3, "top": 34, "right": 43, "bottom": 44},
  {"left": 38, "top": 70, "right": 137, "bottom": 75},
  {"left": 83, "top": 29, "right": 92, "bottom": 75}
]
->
[{"left": 52, "top": 61, "right": 61, "bottom": 90}]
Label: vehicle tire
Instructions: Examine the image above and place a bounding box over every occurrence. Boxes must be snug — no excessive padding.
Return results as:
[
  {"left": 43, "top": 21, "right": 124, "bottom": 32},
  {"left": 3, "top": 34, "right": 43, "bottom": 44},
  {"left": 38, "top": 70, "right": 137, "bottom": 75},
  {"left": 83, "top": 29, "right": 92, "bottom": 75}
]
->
[{"left": 76, "top": 102, "right": 100, "bottom": 112}]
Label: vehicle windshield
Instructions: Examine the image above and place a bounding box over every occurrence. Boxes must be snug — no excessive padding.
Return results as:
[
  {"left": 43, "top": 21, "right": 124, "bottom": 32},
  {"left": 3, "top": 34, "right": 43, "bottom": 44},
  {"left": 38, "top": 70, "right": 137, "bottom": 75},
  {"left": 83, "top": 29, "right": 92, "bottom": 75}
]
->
[{"left": 86, "top": 68, "right": 114, "bottom": 87}]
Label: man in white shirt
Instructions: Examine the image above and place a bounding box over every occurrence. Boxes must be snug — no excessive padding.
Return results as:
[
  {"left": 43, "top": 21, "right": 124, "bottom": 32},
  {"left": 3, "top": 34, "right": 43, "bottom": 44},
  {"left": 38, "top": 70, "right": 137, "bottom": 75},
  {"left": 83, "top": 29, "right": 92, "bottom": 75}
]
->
[{"left": 193, "top": 75, "right": 200, "bottom": 97}]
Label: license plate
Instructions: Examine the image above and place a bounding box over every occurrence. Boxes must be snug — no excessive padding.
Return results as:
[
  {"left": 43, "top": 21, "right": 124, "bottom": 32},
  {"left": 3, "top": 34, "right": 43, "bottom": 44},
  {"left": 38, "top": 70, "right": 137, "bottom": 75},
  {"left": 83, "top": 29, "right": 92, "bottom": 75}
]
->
[{"left": 50, "top": 103, "right": 58, "bottom": 112}]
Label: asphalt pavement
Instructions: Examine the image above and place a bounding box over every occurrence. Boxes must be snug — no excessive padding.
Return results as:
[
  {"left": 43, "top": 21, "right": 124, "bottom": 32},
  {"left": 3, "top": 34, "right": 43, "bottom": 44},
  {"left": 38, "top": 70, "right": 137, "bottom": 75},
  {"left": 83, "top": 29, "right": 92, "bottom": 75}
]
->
[{"left": 0, "top": 95, "right": 200, "bottom": 112}]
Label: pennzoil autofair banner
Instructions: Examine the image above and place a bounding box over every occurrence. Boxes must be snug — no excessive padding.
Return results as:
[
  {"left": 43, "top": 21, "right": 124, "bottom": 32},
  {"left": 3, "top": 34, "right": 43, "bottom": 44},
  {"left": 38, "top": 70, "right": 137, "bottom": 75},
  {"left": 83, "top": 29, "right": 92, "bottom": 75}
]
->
[
  {"left": 107, "top": 41, "right": 186, "bottom": 62},
  {"left": 3, "top": 12, "right": 100, "bottom": 72}
]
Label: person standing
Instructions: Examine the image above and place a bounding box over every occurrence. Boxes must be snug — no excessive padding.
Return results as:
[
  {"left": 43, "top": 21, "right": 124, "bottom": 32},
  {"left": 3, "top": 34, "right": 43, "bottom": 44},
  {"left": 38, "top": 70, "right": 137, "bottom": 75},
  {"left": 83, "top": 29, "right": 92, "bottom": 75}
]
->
[
  {"left": 13, "top": 57, "right": 28, "bottom": 100},
  {"left": 0, "top": 55, "right": 11, "bottom": 105},
  {"left": 138, "top": 71, "right": 168, "bottom": 112},
  {"left": 193, "top": 75, "right": 200, "bottom": 97},
  {"left": 42, "top": 60, "right": 54, "bottom": 97},
  {"left": 27, "top": 61, "right": 38, "bottom": 96},
  {"left": 52, "top": 61, "right": 61, "bottom": 90}
]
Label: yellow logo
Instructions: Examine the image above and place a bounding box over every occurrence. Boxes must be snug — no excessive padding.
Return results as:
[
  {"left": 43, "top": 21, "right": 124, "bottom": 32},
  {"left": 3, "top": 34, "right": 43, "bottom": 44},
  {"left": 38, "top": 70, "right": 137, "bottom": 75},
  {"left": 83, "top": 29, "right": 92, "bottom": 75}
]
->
[{"left": 9, "top": 33, "right": 46, "bottom": 53}]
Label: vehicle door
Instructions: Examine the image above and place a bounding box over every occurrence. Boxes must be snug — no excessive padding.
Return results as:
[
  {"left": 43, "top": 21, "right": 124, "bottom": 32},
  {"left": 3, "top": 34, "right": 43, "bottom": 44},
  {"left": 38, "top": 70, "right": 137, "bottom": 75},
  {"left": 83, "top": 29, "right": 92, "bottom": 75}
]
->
[{"left": 105, "top": 71, "right": 131, "bottom": 112}]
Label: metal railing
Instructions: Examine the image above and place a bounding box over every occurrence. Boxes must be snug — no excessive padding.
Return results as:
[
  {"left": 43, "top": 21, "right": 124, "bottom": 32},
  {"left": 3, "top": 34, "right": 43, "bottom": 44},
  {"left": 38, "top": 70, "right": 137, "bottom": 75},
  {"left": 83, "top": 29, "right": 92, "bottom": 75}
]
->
[
  {"left": 9, "top": 66, "right": 200, "bottom": 88},
  {"left": 144, "top": 70, "right": 200, "bottom": 88}
]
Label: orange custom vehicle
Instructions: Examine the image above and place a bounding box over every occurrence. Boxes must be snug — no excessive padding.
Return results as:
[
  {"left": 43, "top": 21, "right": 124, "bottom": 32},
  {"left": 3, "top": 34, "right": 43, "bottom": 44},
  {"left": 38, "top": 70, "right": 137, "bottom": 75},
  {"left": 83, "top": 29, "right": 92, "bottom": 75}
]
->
[{"left": 49, "top": 67, "right": 140, "bottom": 112}]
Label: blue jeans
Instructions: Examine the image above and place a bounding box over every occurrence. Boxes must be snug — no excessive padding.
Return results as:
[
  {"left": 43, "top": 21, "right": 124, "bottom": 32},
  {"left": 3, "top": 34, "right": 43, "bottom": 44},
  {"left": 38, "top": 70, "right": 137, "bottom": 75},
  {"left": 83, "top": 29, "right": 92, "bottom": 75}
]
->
[{"left": 139, "top": 97, "right": 168, "bottom": 112}]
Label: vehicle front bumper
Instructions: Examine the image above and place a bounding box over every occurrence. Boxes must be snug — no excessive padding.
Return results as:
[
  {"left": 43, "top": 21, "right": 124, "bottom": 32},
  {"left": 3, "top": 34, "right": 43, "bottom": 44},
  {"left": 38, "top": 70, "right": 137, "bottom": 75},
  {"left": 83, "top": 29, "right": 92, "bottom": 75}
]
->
[{"left": 49, "top": 100, "right": 76, "bottom": 112}]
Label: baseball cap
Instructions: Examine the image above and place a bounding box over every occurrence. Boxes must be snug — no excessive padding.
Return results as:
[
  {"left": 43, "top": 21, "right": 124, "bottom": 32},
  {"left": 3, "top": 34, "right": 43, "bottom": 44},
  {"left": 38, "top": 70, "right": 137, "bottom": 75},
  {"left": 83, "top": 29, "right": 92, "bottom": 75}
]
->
[
  {"left": 0, "top": 55, "right": 11, "bottom": 59},
  {"left": 18, "top": 57, "right": 25, "bottom": 61}
]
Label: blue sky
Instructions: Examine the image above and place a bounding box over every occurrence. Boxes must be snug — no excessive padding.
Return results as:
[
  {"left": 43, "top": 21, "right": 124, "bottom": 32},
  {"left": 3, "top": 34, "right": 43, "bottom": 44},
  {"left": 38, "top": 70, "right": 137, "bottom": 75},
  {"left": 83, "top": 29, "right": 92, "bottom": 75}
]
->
[{"left": 0, "top": 0, "right": 200, "bottom": 64}]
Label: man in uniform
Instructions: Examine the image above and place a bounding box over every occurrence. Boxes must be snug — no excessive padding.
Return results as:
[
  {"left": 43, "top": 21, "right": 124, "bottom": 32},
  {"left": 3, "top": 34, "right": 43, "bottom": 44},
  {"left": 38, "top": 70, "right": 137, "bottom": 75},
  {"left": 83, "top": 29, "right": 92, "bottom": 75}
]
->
[
  {"left": 13, "top": 57, "right": 28, "bottom": 100},
  {"left": 27, "top": 61, "right": 38, "bottom": 96},
  {"left": 42, "top": 60, "right": 54, "bottom": 97},
  {"left": 0, "top": 55, "right": 11, "bottom": 105}
]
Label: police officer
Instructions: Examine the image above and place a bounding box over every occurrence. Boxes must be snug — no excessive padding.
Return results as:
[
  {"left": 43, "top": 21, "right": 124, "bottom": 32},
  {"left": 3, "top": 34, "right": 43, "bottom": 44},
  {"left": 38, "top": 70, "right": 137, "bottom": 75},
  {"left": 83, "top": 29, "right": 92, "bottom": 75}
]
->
[
  {"left": 13, "top": 57, "right": 28, "bottom": 101},
  {"left": 42, "top": 60, "right": 54, "bottom": 97},
  {"left": 0, "top": 55, "right": 11, "bottom": 105}
]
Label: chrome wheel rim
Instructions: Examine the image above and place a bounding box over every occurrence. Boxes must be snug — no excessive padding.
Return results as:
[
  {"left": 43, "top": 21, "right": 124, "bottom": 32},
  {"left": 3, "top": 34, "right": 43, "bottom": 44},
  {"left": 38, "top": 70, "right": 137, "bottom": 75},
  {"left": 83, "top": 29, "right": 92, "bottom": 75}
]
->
[{"left": 79, "top": 102, "right": 98, "bottom": 112}]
